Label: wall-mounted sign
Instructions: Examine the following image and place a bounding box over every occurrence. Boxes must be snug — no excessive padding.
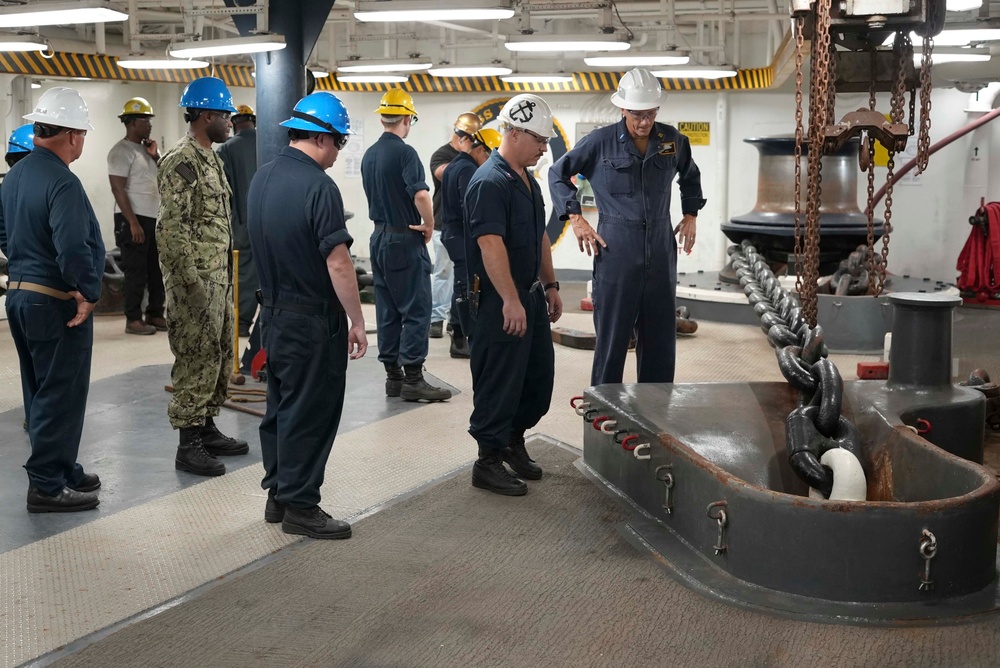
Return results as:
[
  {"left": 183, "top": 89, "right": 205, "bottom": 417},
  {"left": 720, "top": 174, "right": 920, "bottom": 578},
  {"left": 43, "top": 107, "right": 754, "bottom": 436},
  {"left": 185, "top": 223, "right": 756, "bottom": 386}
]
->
[{"left": 678, "top": 121, "right": 710, "bottom": 146}]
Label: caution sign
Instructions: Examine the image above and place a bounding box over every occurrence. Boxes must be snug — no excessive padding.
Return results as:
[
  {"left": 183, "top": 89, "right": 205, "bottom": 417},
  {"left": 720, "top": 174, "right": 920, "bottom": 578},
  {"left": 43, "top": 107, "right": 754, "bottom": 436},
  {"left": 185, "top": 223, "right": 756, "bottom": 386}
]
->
[{"left": 678, "top": 121, "right": 711, "bottom": 146}]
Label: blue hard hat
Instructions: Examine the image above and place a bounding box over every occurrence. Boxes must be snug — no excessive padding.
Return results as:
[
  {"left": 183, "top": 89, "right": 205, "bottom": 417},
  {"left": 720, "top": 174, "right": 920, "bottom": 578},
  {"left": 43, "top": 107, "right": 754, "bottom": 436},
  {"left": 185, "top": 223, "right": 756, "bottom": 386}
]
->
[
  {"left": 7, "top": 123, "right": 34, "bottom": 154},
  {"left": 280, "top": 92, "right": 353, "bottom": 136},
  {"left": 178, "top": 76, "right": 237, "bottom": 113}
]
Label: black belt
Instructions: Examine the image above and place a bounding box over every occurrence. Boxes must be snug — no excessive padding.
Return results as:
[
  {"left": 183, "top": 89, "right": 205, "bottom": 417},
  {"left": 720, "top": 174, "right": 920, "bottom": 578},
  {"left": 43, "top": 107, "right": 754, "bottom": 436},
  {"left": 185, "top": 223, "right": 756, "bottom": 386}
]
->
[
  {"left": 372, "top": 223, "right": 415, "bottom": 233},
  {"left": 260, "top": 295, "right": 342, "bottom": 316}
]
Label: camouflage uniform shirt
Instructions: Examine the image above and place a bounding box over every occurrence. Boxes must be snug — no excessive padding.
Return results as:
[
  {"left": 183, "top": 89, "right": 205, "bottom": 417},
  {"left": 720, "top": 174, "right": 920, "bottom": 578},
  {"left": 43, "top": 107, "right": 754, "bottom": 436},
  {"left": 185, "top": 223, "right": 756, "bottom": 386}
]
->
[{"left": 156, "top": 133, "right": 233, "bottom": 287}]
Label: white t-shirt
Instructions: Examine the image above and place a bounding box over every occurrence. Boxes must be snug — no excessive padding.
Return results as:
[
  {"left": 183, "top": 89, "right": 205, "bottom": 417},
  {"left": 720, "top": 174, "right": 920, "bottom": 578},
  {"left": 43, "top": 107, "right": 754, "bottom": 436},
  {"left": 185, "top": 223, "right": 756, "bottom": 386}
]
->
[{"left": 107, "top": 138, "right": 160, "bottom": 219}]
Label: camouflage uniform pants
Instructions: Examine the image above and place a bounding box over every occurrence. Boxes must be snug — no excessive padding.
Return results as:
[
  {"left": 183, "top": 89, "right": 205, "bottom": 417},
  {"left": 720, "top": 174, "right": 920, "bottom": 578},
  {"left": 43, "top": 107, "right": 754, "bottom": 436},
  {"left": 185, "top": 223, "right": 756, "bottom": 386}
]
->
[{"left": 165, "top": 278, "right": 234, "bottom": 429}]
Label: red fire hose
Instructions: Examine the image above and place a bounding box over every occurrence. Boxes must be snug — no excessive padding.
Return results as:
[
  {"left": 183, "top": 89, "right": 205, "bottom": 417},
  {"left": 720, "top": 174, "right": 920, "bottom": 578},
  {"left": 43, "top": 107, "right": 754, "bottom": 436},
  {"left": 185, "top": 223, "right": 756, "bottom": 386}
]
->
[{"left": 957, "top": 202, "right": 1000, "bottom": 296}]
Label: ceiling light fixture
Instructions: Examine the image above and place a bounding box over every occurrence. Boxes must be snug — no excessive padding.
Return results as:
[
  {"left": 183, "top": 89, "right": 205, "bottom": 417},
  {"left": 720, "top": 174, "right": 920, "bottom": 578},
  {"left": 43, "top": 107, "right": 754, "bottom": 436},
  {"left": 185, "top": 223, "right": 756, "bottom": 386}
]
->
[
  {"left": 337, "top": 57, "right": 433, "bottom": 73},
  {"left": 585, "top": 52, "right": 690, "bottom": 67},
  {"left": 883, "top": 28, "right": 1000, "bottom": 47},
  {"left": 651, "top": 66, "right": 738, "bottom": 79},
  {"left": 505, "top": 33, "right": 630, "bottom": 53},
  {"left": 946, "top": 0, "right": 983, "bottom": 11},
  {"left": 913, "top": 47, "right": 990, "bottom": 64},
  {"left": 117, "top": 57, "right": 210, "bottom": 70},
  {"left": 0, "top": 35, "right": 50, "bottom": 52},
  {"left": 310, "top": 68, "right": 330, "bottom": 78},
  {"left": 336, "top": 74, "right": 410, "bottom": 83},
  {"left": 355, "top": 0, "right": 514, "bottom": 22},
  {"left": 500, "top": 72, "right": 575, "bottom": 83},
  {"left": 0, "top": 0, "right": 127, "bottom": 28},
  {"left": 428, "top": 64, "right": 513, "bottom": 77},
  {"left": 169, "top": 34, "right": 286, "bottom": 59}
]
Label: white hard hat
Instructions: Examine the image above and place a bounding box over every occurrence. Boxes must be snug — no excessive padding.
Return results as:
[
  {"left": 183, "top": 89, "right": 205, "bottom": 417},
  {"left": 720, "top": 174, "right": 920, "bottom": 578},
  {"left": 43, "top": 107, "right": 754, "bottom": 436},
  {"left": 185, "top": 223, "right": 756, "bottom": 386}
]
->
[
  {"left": 24, "top": 87, "right": 94, "bottom": 131},
  {"left": 499, "top": 94, "right": 556, "bottom": 138},
  {"left": 610, "top": 68, "right": 663, "bottom": 111}
]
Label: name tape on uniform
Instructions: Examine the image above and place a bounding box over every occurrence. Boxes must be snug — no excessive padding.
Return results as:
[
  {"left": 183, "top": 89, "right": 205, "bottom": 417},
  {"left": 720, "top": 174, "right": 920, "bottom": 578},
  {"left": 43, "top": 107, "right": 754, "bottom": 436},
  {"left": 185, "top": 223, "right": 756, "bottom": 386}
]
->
[{"left": 678, "top": 121, "right": 710, "bottom": 146}]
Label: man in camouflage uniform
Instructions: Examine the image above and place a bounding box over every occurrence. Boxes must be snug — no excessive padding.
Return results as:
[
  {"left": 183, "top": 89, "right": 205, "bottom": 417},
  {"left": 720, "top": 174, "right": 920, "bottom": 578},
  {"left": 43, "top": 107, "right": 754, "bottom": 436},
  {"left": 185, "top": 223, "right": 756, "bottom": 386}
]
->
[{"left": 157, "top": 76, "right": 248, "bottom": 477}]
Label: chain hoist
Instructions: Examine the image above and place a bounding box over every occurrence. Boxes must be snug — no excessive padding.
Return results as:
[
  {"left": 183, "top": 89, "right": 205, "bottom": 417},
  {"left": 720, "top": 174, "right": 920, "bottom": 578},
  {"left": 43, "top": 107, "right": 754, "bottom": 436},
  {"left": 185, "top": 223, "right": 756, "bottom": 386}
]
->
[{"left": 789, "top": 0, "right": 944, "bottom": 310}]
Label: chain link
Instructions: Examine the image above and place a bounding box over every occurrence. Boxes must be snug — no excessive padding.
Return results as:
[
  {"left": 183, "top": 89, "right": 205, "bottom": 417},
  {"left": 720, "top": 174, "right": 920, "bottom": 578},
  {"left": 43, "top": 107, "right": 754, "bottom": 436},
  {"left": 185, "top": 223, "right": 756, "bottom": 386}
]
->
[
  {"left": 866, "top": 48, "right": 877, "bottom": 289},
  {"left": 729, "top": 241, "right": 862, "bottom": 497},
  {"left": 916, "top": 0, "right": 936, "bottom": 174},
  {"left": 793, "top": 16, "right": 805, "bottom": 296},
  {"left": 801, "top": 0, "right": 834, "bottom": 326}
]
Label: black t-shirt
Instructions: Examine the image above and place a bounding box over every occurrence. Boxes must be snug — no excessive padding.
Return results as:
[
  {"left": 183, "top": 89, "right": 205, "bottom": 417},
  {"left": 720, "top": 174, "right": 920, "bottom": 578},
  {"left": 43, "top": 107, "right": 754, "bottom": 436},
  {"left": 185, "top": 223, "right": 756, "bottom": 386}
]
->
[{"left": 430, "top": 142, "right": 460, "bottom": 231}]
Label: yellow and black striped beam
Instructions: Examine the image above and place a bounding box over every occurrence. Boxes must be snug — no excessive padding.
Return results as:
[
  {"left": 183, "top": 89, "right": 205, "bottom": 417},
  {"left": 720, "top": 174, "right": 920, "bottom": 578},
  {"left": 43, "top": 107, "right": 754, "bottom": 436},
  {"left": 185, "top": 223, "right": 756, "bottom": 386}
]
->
[
  {"left": 0, "top": 50, "right": 772, "bottom": 92},
  {"left": 0, "top": 51, "right": 255, "bottom": 87},
  {"left": 316, "top": 68, "right": 773, "bottom": 94}
]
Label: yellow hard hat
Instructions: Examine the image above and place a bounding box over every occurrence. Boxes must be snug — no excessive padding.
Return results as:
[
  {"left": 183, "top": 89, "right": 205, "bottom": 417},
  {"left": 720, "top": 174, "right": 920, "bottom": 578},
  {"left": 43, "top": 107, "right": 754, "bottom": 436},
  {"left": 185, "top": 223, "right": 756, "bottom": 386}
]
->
[
  {"left": 454, "top": 112, "right": 482, "bottom": 135},
  {"left": 375, "top": 88, "right": 418, "bottom": 117},
  {"left": 473, "top": 127, "right": 502, "bottom": 151},
  {"left": 235, "top": 104, "right": 255, "bottom": 117},
  {"left": 119, "top": 96, "right": 154, "bottom": 117}
]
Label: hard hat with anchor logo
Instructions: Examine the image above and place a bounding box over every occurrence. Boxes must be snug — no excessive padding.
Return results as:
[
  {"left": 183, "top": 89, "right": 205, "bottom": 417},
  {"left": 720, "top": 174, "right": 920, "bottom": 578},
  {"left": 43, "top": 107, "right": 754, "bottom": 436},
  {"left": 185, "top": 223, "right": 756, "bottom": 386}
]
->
[
  {"left": 498, "top": 94, "right": 556, "bottom": 137},
  {"left": 610, "top": 68, "right": 663, "bottom": 111}
]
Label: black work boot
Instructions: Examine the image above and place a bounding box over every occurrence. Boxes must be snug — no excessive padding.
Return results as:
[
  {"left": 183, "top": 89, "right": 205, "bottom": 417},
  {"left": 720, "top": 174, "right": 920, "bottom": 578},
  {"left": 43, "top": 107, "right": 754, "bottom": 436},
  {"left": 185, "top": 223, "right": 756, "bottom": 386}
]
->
[
  {"left": 201, "top": 416, "right": 249, "bottom": 456},
  {"left": 450, "top": 334, "right": 471, "bottom": 359},
  {"left": 68, "top": 472, "right": 102, "bottom": 493},
  {"left": 175, "top": 427, "right": 226, "bottom": 477},
  {"left": 282, "top": 505, "right": 352, "bottom": 539},
  {"left": 385, "top": 364, "right": 404, "bottom": 397},
  {"left": 401, "top": 365, "right": 452, "bottom": 402},
  {"left": 472, "top": 447, "right": 528, "bottom": 496},
  {"left": 501, "top": 432, "right": 543, "bottom": 480},
  {"left": 264, "top": 488, "right": 285, "bottom": 524},
  {"left": 26, "top": 486, "right": 100, "bottom": 513}
]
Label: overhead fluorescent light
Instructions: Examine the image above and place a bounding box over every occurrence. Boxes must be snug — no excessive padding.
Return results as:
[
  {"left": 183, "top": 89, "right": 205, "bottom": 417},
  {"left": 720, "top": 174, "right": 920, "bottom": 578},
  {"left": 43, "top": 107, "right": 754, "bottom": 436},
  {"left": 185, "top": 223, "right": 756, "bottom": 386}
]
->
[
  {"left": 117, "top": 57, "right": 210, "bottom": 70},
  {"left": 505, "top": 33, "right": 630, "bottom": 52},
  {"left": 337, "top": 57, "right": 433, "bottom": 73},
  {"left": 30, "top": 82, "right": 41, "bottom": 89},
  {"left": 0, "top": 35, "right": 49, "bottom": 52},
  {"left": 585, "top": 52, "right": 690, "bottom": 67},
  {"left": 883, "top": 29, "right": 1000, "bottom": 46},
  {"left": 428, "top": 65, "right": 513, "bottom": 77},
  {"left": 913, "top": 47, "right": 990, "bottom": 64},
  {"left": 355, "top": 0, "right": 514, "bottom": 22},
  {"left": 946, "top": 0, "right": 982, "bottom": 10},
  {"left": 0, "top": 0, "right": 127, "bottom": 28},
  {"left": 651, "top": 66, "right": 738, "bottom": 79},
  {"left": 169, "top": 34, "right": 286, "bottom": 59},
  {"left": 500, "top": 73, "right": 574, "bottom": 83},
  {"left": 310, "top": 68, "right": 330, "bottom": 78},
  {"left": 336, "top": 74, "right": 410, "bottom": 83}
]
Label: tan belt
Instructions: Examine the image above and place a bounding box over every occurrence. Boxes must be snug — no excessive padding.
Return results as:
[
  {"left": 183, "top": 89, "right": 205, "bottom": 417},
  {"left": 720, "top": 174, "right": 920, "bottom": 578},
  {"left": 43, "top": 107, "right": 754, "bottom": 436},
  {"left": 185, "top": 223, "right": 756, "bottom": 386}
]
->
[{"left": 7, "top": 281, "right": 73, "bottom": 301}]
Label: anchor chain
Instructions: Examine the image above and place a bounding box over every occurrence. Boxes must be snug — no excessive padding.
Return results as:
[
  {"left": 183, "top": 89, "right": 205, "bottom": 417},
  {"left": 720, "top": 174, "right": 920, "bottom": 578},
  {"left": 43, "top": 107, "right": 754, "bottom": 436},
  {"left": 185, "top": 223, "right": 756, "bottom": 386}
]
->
[{"left": 729, "top": 240, "right": 863, "bottom": 497}]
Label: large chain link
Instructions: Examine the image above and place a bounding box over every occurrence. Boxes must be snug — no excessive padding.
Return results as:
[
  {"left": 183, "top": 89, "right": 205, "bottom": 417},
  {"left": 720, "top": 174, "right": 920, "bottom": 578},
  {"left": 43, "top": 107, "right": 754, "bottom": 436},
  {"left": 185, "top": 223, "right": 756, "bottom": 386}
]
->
[
  {"left": 865, "top": 48, "right": 878, "bottom": 291},
  {"left": 793, "top": 16, "right": 806, "bottom": 296},
  {"left": 729, "top": 241, "right": 862, "bottom": 497}
]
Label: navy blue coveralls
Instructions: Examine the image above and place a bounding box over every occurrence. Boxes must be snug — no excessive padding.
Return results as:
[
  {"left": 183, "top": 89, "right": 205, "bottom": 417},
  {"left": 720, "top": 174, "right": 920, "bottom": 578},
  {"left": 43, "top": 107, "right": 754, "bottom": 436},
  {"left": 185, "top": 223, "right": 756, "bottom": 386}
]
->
[
  {"left": 465, "top": 151, "right": 555, "bottom": 451},
  {"left": 440, "top": 151, "right": 478, "bottom": 341},
  {"left": 361, "top": 132, "right": 431, "bottom": 368},
  {"left": 549, "top": 118, "right": 705, "bottom": 386},
  {"left": 0, "top": 146, "right": 105, "bottom": 494},
  {"left": 247, "top": 146, "right": 353, "bottom": 509}
]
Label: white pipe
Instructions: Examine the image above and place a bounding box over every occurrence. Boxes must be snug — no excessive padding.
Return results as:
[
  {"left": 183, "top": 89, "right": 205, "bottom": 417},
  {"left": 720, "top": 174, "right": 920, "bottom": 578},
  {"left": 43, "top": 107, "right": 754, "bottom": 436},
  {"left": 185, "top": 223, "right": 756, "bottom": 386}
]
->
[
  {"left": 716, "top": 91, "right": 729, "bottom": 267},
  {"left": 808, "top": 449, "right": 868, "bottom": 502}
]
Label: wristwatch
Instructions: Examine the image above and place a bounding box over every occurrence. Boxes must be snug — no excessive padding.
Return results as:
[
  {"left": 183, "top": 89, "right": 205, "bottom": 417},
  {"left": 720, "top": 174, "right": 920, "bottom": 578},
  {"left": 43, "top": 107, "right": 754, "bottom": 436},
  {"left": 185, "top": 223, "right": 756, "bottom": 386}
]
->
[{"left": 544, "top": 281, "right": 560, "bottom": 292}]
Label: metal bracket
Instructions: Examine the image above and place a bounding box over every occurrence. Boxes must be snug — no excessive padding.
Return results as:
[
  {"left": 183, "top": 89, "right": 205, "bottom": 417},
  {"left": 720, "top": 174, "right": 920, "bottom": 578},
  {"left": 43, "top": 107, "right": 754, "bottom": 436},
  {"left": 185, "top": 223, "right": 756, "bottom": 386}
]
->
[
  {"left": 707, "top": 501, "right": 729, "bottom": 555},
  {"left": 919, "top": 529, "right": 937, "bottom": 591},
  {"left": 655, "top": 465, "right": 674, "bottom": 515}
]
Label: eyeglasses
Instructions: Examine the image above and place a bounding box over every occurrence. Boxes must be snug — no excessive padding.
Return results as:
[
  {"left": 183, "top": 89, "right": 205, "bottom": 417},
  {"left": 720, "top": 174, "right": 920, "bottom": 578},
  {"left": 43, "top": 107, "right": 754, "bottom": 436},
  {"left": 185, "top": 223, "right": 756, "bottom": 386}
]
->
[
  {"left": 518, "top": 128, "right": 549, "bottom": 145},
  {"left": 329, "top": 133, "right": 349, "bottom": 150},
  {"left": 210, "top": 111, "right": 232, "bottom": 122},
  {"left": 625, "top": 108, "right": 658, "bottom": 122}
]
